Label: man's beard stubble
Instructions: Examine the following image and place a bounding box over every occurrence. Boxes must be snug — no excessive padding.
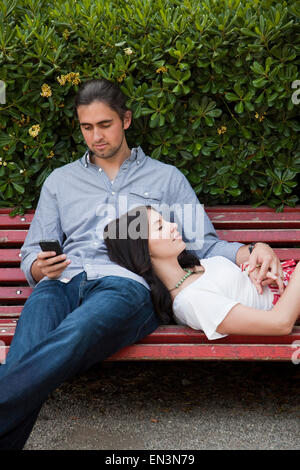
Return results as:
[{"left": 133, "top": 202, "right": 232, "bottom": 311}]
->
[{"left": 89, "top": 133, "right": 125, "bottom": 161}]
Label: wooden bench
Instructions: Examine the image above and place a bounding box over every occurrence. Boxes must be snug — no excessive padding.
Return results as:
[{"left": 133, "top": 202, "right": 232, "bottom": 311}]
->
[{"left": 1, "top": 205, "right": 300, "bottom": 362}]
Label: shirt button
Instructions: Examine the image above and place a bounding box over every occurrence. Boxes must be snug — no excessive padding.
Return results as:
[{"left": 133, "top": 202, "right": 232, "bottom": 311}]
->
[
  {"left": 137, "top": 160, "right": 140, "bottom": 164},
  {"left": 98, "top": 168, "right": 102, "bottom": 172},
  {"left": 111, "top": 191, "right": 115, "bottom": 195},
  {"left": 144, "top": 192, "right": 148, "bottom": 196}
]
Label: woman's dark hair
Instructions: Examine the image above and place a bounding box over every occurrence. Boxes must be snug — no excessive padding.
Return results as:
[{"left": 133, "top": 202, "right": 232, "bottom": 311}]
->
[
  {"left": 74, "top": 78, "right": 129, "bottom": 121},
  {"left": 103, "top": 205, "right": 201, "bottom": 323}
]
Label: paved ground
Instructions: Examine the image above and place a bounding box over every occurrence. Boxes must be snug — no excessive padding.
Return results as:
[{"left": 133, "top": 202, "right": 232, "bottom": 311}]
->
[{"left": 24, "top": 361, "right": 300, "bottom": 450}]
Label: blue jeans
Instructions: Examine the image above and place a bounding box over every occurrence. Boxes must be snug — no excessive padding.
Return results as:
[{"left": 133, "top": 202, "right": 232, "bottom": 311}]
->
[{"left": 0, "top": 272, "right": 159, "bottom": 449}]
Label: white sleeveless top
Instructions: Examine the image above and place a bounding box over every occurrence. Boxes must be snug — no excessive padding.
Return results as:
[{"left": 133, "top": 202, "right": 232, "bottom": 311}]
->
[{"left": 172, "top": 256, "right": 274, "bottom": 340}]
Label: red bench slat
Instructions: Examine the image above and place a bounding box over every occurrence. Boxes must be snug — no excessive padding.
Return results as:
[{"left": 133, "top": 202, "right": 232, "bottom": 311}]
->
[
  {"left": 216, "top": 229, "right": 300, "bottom": 244},
  {"left": 206, "top": 205, "right": 300, "bottom": 212},
  {"left": 0, "top": 249, "right": 22, "bottom": 263},
  {"left": 137, "top": 325, "right": 300, "bottom": 344},
  {"left": 208, "top": 212, "right": 300, "bottom": 229},
  {"left": 0, "top": 268, "right": 26, "bottom": 283},
  {"left": 1, "top": 322, "right": 299, "bottom": 345},
  {"left": 0, "top": 213, "right": 34, "bottom": 229},
  {"left": 0, "top": 306, "right": 23, "bottom": 316},
  {"left": 0, "top": 230, "right": 27, "bottom": 244},
  {"left": 1, "top": 343, "right": 297, "bottom": 362},
  {"left": 273, "top": 248, "right": 300, "bottom": 261},
  {"left": 0, "top": 286, "right": 32, "bottom": 302},
  {"left": 1, "top": 229, "right": 300, "bottom": 246},
  {"left": 106, "top": 343, "right": 298, "bottom": 361},
  {"left": 0, "top": 248, "right": 299, "bottom": 265},
  {"left": 1, "top": 206, "right": 300, "bottom": 231}
]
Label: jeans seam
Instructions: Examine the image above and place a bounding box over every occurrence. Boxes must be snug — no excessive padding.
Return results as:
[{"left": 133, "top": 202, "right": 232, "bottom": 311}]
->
[
  {"left": 78, "top": 272, "right": 87, "bottom": 307},
  {"left": 133, "top": 300, "right": 157, "bottom": 343},
  {"left": 117, "top": 280, "right": 155, "bottom": 342}
]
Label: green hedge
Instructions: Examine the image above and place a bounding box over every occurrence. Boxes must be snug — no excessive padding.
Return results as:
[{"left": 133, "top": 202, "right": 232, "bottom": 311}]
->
[{"left": 0, "top": 0, "right": 299, "bottom": 215}]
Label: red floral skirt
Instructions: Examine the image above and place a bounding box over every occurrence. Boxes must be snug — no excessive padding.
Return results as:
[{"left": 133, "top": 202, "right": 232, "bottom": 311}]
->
[
  {"left": 268, "top": 259, "right": 297, "bottom": 305},
  {"left": 241, "top": 259, "right": 297, "bottom": 305}
]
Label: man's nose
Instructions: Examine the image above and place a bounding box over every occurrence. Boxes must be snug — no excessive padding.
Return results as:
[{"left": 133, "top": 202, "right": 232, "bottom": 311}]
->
[{"left": 93, "top": 128, "right": 104, "bottom": 141}]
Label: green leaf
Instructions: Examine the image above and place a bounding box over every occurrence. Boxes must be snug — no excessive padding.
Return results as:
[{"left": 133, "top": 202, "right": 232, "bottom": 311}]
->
[
  {"left": 252, "top": 77, "right": 268, "bottom": 88},
  {"left": 251, "top": 63, "right": 265, "bottom": 78},
  {"left": 12, "top": 182, "right": 25, "bottom": 194},
  {"left": 225, "top": 92, "right": 239, "bottom": 102},
  {"left": 235, "top": 101, "right": 244, "bottom": 114},
  {"left": 240, "top": 28, "right": 259, "bottom": 38},
  {"left": 151, "top": 146, "right": 161, "bottom": 159}
]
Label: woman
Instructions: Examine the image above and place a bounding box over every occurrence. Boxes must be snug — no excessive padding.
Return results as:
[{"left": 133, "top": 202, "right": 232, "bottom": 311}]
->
[{"left": 103, "top": 206, "right": 299, "bottom": 340}]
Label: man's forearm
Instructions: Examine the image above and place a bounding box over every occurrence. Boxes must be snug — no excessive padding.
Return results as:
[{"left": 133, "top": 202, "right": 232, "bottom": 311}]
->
[
  {"left": 235, "top": 244, "right": 250, "bottom": 266},
  {"left": 30, "top": 259, "right": 44, "bottom": 284}
]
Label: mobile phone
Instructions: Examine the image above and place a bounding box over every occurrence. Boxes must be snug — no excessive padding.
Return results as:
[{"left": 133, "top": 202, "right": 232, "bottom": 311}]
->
[{"left": 39, "top": 240, "right": 63, "bottom": 256}]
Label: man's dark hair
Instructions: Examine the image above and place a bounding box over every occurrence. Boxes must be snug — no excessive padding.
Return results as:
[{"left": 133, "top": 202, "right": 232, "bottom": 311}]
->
[{"left": 74, "top": 78, "right": 129, "bottom": 121}]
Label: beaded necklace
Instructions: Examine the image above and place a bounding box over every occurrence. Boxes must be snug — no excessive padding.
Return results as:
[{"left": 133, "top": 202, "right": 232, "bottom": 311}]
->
[{"left": 168, "top": 268, "right": 194, "bottom": 292}]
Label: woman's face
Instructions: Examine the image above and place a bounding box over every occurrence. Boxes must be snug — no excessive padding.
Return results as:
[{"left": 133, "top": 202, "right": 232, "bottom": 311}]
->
[{"left": 147, "top": 209, "right": 186, "bottom": 260}]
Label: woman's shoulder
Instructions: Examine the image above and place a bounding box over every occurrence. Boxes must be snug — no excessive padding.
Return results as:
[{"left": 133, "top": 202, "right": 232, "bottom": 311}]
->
[
  {"left": 174, "top": 256, "right": 241, "bottom": 299},
  {"left": 199, "top": 256, "right": 237, "bottom": 272}
]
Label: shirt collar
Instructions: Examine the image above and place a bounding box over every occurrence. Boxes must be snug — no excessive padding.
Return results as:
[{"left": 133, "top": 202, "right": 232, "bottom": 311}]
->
[{"left": 81, "top": 146, "right": 145, "bottom": 168}]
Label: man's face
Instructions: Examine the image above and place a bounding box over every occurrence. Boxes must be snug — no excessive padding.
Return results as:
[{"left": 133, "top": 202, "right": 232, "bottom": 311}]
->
[{"left": 77, "top": 100, "right": 132, "bottom": 160}]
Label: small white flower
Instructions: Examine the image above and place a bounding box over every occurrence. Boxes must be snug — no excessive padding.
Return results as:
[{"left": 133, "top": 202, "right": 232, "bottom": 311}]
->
[{"left": 124, "top": 47, "right": 133, "bottom": 55}]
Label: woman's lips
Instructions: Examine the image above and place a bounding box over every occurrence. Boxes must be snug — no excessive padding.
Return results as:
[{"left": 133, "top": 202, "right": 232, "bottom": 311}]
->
[{"left": 173, "top": 233, "right": 182, "bottom": 241}]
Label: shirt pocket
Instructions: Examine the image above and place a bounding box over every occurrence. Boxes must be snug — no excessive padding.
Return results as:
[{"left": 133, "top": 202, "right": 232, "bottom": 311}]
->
[{"left": 128, "top": 186, "right": 162, "bottom": 208}]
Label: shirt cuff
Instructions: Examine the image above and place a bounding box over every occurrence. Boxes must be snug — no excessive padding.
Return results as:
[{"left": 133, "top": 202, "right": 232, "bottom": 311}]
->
[
  {"left": 21, "top": 252, "right": 39, "bottom": 288},
  {"left": 209, "top": 241, "right": 244, "bottom": 265}
]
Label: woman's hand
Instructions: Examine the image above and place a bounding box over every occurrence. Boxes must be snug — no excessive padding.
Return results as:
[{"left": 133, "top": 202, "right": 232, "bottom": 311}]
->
[{"left": 247, "top": 243, "right": 284, "bottom": 295}]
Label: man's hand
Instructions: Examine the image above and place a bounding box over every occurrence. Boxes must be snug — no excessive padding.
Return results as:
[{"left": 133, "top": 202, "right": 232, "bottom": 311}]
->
[
  {"left": 31, "top": 251, "right": 71, "bottom": 283},
  {"left": 247, "top": 242, "right": 284, "bottom": 295}
]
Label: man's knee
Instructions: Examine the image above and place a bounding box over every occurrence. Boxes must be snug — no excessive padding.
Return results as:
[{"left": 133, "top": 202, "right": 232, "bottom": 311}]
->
[
  {"left": 71, "top": 278, "right": 157, "bottom": 342},
  {"left": 20, "top": 280, "right": 70, "bottom": 324}
]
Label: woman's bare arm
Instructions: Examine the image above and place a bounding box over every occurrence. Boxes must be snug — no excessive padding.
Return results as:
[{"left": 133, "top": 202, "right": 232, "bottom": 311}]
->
[{"left": 217, "top": 262, "right": 300, "bottom": 336}]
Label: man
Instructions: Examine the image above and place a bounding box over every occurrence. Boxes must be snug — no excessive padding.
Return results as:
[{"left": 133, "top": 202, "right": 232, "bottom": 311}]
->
[{"left": 0, "top": 79, "right": 284, "bottom": 449}]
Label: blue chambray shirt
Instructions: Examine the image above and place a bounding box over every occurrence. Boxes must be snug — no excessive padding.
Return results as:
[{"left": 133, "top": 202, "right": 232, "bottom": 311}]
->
[{"left": 21, "top": 146, "right": 243, "bottom": 289}]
